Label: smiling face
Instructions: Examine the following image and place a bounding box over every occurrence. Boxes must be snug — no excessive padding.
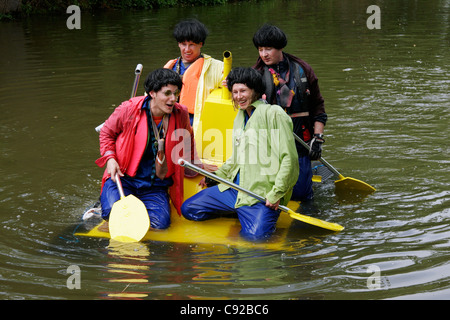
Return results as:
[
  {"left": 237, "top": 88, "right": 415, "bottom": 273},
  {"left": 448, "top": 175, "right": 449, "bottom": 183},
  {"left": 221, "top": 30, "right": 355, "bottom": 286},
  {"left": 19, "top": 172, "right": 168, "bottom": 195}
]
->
[
  {"left": 258, "top": 46, "right": 284, "bottom": 66},
  {"left": 231, "top": 83, "right": 256, "bottom": 113},
  {"left": 178, "top": 40, "right": 203, "bottom": 64},
  {"left": 149, "top": 84, "right": 180, "bottom": 117}
]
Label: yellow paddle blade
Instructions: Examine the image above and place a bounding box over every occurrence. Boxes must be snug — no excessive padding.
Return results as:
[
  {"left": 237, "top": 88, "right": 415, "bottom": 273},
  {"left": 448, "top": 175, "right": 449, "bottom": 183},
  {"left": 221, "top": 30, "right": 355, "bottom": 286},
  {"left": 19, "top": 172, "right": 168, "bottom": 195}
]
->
[
  {"left": 287, "top": 208, "right": 344, "bottom": 232},
  {"left": 335, "top": 175, "right": 376, "bottom": 193},
  {"left": 109, "top": 194, "right": 150, "bottom": 242}
]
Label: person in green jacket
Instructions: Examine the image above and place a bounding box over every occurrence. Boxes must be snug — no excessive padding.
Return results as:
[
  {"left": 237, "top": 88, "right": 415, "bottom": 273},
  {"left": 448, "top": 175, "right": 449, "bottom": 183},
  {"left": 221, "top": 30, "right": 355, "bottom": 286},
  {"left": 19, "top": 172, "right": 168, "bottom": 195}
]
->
[{"left": 181, "top": 67, "right": 299, "bottom": 241}]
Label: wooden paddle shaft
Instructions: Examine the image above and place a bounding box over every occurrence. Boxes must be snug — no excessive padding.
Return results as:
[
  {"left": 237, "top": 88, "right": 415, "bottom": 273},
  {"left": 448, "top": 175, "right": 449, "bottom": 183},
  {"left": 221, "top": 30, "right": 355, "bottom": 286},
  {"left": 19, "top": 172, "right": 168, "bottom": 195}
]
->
[
  {"left": 179, "top": 159, "right": 345, "bottom": 232},
  {"left": 115, "top": 173, "right": 125, "bottom": 199},
  {"left": 178, "top": 159, "right": 290, "bottom": 213},
  {"left": 293, "top": 133, "right": 341, "bottom": 177},
  {"left": 95, "top": 63, "right": 143, "bottom": 133},
  {"left": 130, "top": 63, "right": 143, "bottom": 99}
]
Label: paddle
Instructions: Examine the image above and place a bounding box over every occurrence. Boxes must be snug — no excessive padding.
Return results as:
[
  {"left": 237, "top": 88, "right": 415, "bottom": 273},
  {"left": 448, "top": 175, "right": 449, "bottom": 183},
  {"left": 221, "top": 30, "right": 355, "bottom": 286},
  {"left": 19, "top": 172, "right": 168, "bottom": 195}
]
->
[
  {"left": 178, "top": 159, "right": 344, "bottom": 232},
  {"left": 95, "top": 63, "right": 143, "bottom": 133},
  {"left": 293, "top": 133, "right": 376, "bottom": 193},
  {"left": 91, "top": 63, "right": 148, "bottom": 242},
  {"left": 108, "top": 174, "right": 150, "bottom": 242}
]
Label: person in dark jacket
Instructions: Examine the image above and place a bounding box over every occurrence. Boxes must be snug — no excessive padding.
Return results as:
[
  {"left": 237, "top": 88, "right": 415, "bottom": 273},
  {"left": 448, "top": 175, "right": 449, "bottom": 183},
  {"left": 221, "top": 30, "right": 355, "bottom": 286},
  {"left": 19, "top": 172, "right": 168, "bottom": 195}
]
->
[{"left": 253, "top": 24, "right": 327, "bottom": 201}]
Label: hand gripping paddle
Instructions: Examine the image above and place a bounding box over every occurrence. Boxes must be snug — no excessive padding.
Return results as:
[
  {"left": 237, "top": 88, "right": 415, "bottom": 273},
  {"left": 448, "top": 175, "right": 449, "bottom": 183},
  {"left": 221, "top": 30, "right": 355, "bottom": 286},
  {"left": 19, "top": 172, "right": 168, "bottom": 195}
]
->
[{"left": 293, "top": 133, "right": 376, "bottom": 194}]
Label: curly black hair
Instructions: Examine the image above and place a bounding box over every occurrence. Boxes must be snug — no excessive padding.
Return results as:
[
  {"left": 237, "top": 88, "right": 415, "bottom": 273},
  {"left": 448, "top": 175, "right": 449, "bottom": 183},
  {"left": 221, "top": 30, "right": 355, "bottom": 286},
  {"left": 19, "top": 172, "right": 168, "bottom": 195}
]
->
[
  {"left": 173, "top": 19, "right": 209, "bottom": 45},
  {"left": 144, "top": 68, "right": 183, "bottom": 94},
  {"left": 226, "top": 67, "right": 265, "bottom": 99},
  {"left": 252, "top": 24, "right": 287, "bottom": 49}
]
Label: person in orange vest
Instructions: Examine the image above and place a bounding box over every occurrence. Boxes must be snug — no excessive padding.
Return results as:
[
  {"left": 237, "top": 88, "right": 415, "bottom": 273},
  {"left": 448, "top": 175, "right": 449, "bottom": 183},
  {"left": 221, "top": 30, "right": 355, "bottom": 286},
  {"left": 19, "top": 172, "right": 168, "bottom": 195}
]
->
[{"left": 164, "top": 19, "right": 223, "bottom": 133}]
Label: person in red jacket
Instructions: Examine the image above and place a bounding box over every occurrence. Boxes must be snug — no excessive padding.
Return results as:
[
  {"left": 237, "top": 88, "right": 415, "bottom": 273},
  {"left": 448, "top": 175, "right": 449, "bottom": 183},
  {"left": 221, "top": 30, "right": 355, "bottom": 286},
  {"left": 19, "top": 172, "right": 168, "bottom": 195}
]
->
[{"left": 95, "top": 68, "right": 207, "bottom": 230}]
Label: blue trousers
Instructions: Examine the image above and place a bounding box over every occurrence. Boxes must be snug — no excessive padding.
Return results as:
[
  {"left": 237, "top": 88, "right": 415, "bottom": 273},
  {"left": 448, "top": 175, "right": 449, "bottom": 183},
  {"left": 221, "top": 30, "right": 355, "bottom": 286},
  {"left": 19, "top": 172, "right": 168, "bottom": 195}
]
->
[
  {"left": 181, "top": 186, "right": 280, "bottom": 241},
  {"left": 291, "top": 155, "right": 314, "bottom": 201},
  {"left": 100, "top": 178, "right": 171, "bottom": 229}
]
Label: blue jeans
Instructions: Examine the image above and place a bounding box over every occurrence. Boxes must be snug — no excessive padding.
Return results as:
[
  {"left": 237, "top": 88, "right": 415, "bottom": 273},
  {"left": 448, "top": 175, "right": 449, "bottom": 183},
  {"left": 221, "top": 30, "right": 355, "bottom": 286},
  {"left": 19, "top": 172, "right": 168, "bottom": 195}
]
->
[
  {"left": 100, "top": 177, "right": 171, "bottom": 229},
  {"left": 291, "top": 155, "right": 314, "bottom": 201},
  {"left": 181, "top": 186, "right": 280, "bottom": 241}
]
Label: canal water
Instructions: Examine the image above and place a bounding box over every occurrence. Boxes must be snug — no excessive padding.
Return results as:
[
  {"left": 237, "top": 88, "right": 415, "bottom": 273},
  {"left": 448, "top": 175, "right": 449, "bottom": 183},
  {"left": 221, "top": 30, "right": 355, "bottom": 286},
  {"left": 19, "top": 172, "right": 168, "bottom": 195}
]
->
[{"left": 0, "top": 0, "right": 449, "bottom": 300}]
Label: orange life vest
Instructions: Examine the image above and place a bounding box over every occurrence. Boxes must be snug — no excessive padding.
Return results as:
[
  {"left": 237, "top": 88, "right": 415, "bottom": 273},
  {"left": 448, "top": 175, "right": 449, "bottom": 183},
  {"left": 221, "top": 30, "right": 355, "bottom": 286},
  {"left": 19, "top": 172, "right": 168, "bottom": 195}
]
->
[{"left": 164, "top": 57, "right": 205, "bottom": 114}]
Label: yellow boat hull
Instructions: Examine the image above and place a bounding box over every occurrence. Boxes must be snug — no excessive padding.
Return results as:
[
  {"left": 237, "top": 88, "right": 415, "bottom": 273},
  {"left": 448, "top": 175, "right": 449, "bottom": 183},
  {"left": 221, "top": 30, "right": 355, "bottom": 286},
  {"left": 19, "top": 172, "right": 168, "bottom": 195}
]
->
[{"left": 76, "top": 175, "right": 299, "bottom": 250}]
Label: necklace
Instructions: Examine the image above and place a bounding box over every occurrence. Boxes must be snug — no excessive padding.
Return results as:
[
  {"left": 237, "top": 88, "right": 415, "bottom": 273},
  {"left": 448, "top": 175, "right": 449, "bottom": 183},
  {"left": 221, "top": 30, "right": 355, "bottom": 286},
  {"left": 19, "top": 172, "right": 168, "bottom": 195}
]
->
[
  {"left": 175, "top": 54, "right": 203, "bottom": 75},
  {"left": 157, "top": 115, "right": 165, "bottom": 136},
  {"left": 151, "top": 114, "right": 166, "bottom": 140}
]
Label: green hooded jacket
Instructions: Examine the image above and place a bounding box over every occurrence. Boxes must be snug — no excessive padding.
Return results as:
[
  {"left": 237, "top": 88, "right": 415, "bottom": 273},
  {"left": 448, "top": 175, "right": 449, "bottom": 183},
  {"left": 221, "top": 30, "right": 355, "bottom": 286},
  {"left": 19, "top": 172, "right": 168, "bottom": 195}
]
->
[{"left": 215, "top": 99, "right": 299, "bottom": 207}]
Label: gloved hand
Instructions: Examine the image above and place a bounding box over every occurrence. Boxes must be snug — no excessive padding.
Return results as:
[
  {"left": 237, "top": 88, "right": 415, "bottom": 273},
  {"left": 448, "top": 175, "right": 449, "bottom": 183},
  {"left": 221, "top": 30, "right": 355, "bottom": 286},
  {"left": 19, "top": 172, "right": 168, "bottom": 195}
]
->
[{"left": 309, "top": 134, "right": 324, "bottom": 160}]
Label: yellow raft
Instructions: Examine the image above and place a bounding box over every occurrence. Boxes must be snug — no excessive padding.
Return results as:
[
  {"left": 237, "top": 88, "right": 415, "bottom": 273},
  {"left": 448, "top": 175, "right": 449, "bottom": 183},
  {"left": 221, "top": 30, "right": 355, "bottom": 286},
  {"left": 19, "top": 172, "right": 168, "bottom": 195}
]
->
[
  {"left": 78, "top": 175, "right": 302, "bottom": 250},
  {"left": 76, "top": 52, "right": 304, "bottom": 250}
]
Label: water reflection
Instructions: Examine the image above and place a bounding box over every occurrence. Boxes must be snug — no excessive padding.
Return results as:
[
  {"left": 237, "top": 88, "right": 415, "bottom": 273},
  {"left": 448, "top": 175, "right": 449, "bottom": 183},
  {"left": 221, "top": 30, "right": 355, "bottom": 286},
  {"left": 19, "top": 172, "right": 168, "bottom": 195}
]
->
[
  {"left": 97, "top": 237, "right": 319, "bottom": 300},
  {"left": 103, "top": 240, "right": 151, "bottom": 299}
]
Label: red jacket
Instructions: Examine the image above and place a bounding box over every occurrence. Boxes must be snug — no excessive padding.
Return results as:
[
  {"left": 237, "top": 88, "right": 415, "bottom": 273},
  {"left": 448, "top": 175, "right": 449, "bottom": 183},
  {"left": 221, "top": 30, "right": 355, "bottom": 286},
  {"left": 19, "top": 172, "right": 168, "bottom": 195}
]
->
[{"left": 95, "top": 96, "right": 199, "bottom": 215}]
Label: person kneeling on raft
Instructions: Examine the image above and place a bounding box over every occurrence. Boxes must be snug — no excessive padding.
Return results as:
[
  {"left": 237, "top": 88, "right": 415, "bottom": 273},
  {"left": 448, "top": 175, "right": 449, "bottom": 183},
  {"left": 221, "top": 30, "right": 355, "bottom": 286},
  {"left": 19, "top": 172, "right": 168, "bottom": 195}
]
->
[{"left": 181, "top": 67, "right": 299, "bottom": 241}]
